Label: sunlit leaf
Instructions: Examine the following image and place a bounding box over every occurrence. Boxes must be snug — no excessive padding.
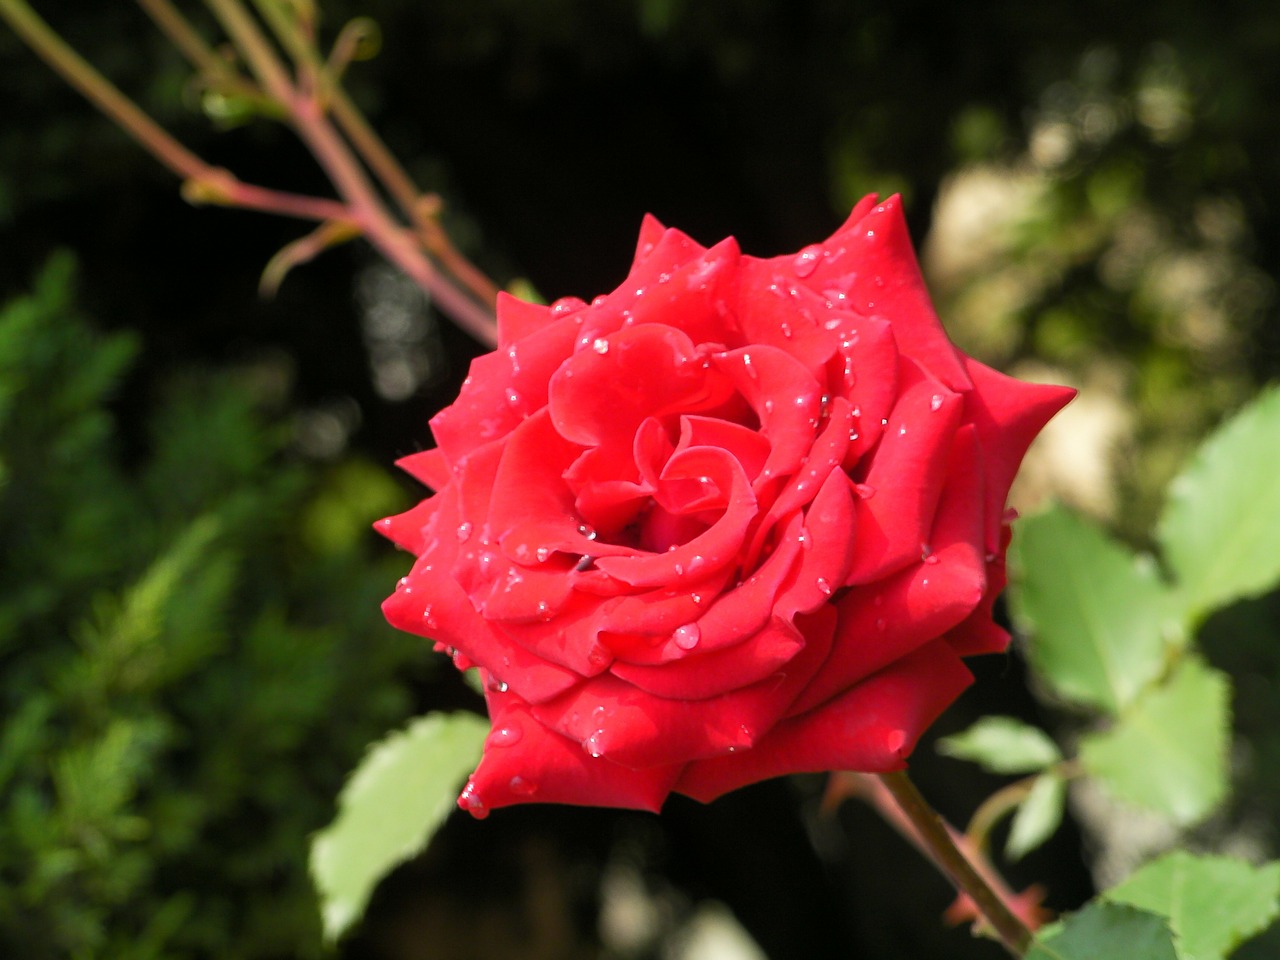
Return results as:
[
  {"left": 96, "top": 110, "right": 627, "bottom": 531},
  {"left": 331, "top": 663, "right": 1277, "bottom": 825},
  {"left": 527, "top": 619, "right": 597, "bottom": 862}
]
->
[
  {"left": 310, "top": 711, "right": 489, "bottom": 941},
  {"left": 1079, "top": 658, "right": 1229, "bottom": 826},
  {"left": 1157, "top": 386, "right": 1280, "bottom": 623},
  {"left": 1007, "top": 771, "right": 1066, "bottom": 862},
  {"left": 937, "top": 716, "right": 1062, "bottom": 774},
  {"left": 1010, "top": 505, "right": 1177, "bottom": 715},
  {"left": 1106, "top": 852, "right": 1280, "bottom": 960}
]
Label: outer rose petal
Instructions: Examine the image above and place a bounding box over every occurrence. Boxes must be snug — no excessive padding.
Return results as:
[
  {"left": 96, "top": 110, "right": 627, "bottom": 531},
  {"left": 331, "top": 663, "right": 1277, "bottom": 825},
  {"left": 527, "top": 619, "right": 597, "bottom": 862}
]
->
[
  {"left": 674, "top": 640, "right": 973, "bottom": 804},
  {"left": 463, "top": 698, "right": 681, "bottom": 815}
]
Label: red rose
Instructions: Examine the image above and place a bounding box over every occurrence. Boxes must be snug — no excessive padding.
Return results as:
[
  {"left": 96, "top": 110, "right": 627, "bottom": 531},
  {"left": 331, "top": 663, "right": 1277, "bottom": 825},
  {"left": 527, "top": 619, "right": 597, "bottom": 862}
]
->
[{"left": 380, "top": 195, "right": 1073, "bottom": 817}]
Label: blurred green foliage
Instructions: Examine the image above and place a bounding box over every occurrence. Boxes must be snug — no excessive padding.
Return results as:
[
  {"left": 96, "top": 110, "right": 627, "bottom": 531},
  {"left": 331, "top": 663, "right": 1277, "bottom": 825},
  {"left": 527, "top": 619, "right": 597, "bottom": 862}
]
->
[{"left": 0, "top": 256, "right": 421, "bottom": 960}]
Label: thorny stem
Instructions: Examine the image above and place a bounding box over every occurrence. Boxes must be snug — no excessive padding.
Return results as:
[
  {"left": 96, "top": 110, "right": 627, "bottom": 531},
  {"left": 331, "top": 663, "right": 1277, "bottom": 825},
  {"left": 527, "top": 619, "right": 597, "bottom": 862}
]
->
[
  {"left": 248, "top": 0, "right": 501, "bottom": 309},
  {"left": 0, "top": 0, "right": 346, "bottom": 222},
  {"left": 878, "top": 770, "right": 1034, "bottom": 957},
  {"left": 202, "top": 0, "right": 498, "bottom": 344}
]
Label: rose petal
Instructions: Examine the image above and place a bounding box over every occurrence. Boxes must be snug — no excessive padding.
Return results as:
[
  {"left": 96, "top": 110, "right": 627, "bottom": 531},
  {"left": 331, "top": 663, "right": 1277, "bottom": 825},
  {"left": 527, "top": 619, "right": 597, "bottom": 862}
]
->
[
  {"left": 673, "top": 639, "right": 973, "bottom": 804},
  {"left": 711, "top": 345, "right": 824, "bottom": 486},
  {"left": 794, "top": 195, "right": 973, "bottom": 391},
  {"left": 609, "top": 616, "right": 805, "bottom": 700},
  {"left": 462, "top": 697, "right": 681, "bottom": 815},
  {"left": 791, "top": 425, "right": 987, "bottom": 713},
  {"left": 496, "top": 291, "right": 553, "bottom": 347},
  {"left": 847, "top": 359, "right": 963, "bottom": 584},
  {"left": 594, "top": 447, "right": 757, "bottom": 588},
  {"left": 962, "top": 357, "right": 1076, "bottom": 554},
  {"left": 394, "top": 448, "right": 451, "bottom": 491},
  {"left": 773, "top": 466, "right": 859, "bottom": 619}
]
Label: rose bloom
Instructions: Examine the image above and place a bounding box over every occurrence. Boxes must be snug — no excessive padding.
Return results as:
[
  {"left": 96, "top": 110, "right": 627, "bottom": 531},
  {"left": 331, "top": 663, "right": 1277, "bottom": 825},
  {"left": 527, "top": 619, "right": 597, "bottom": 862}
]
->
[{"left": 380, "top": 195, "right": 1073, "bottom": 817}]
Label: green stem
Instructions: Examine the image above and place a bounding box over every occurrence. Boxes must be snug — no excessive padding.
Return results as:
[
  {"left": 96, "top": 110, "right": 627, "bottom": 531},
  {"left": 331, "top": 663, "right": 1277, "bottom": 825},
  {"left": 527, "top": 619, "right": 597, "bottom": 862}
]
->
[
  {"left": 879, "top": 770, "right": 1033, "bottom": 957},
  {"left": 0, "top": 0, "right": 344, "bottom": 222},
  {"left": 0, "top": 0, "right": 208, "bottom": 180},
  {"left": 204, "top": 0, "right": 496, "bottom": 343}
]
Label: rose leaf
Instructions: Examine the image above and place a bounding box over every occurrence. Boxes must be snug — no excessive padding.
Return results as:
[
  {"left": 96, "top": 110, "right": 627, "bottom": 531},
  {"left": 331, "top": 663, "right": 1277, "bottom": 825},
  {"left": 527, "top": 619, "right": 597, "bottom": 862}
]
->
[
  {"left": 1026, "top": 902, "right": 1178, "bottom": 960},
  {"left": 937, "top": 715, "right": 1062, "bottom": 775},
  {"left": 309, "top": 711, "right": 489, "bottom": 941},
  {"left": 1006, "top": 771, "right": 1066, "bottom": 862},
  {"left": 1105, "top": 851, "right": 1280, "bottom": 960},
  {"left": 1157, "top": 385, "right": 1280, "bottom": 625},
  {"left": 1010, "top": 505, "right": 1176, "bottom": 716},
  {"left": 1078, "top": 658, "right": 1229, "bottom": 827}
]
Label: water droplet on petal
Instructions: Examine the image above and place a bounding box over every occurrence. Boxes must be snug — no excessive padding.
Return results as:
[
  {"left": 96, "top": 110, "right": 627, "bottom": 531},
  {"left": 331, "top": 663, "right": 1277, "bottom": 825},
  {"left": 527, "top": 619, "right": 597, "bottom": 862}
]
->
[
  {"left": 459, "top": 781, "right": 489, "bottom": 818},
  {"left": 793, "top": 243, "right": 824, "bottom": 277},
  {"left": 508, "top": 775, "right": 537, "bottom": 796},
  {"left": 578, "top": 523, "right": 598, "bottom": 541},
  {"left": 487, "top": 676, "right": 509, "bottom": 693},
  {"left": 780, "top": 320, "right": 793, "bottom": 338},
  {"left": 535, "top": 546, "right": 551, "bottom": 562},
  {"left": 592, "top": 337, "right": 610, "bottom": 355},
  {"left": 422, "top": 604, "right": 436, "bottom": 628},
  {"left": 456, "top": 521, "right": 473, "bottom": 542},
  {"left": 673, "top": 623, "right": 701, "bottom": 650},
  {"left": 930, "top": 393, "right": 945, "bottom": 412},
  {"left": 921, "top": 543, "right": 939, "bottom": 565},
  {"left": 487, "top": 725, "right": 524, "bottom": 748},
  {"left": 506, "top": 388, "right": 523, "bottom": 408},
  {"left": 536, "top": 600, "right": 552, "bottom": 619},
  {"left": 815, "top": 577, "right": 833, "bottom": 596},
  {"left": 550, "top": 296, "right": 582, "bottom": 316},
  {"left": 583, "top": 730, "right": 606, "bottom": 758},
  {"left": 742, "top": 352, "right": 758, "bottom": 379}
]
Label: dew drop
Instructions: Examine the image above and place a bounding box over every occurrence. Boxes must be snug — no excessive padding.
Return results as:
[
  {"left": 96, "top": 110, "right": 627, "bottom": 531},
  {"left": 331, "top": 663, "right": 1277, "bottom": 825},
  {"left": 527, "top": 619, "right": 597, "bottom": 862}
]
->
[
  {"left": 742, "top": 352, "right": 758, "bottom": 379},
  {"left": 536, "top": 600, "right": 552, "bottom": 619},
  {"left": 931, "top": 394, "right": 946, "bottom": 412},
  {"left": 592, "top": 337, "right": 610, "bottom": 355},
  {"left": 550, "top": 296, "right": 582, "bottom": 316},
  {"left": 458, "top": 781, "right": 489, "bottom": 819},
  {"left": 508, "top": 775, "right": 537, "bottom": 796},
  {"left": 763, "top": 399, "right": 775, "bottom": 415},
  {"left": 591, "top": 294, "right": 609, "bottom": 307},
  {"left": 506, "top": 388, "right": 523, "bottom": 408},
  {"left": 583, "top": 730, "right": 606, "bottom": 758},
  {"left": 535, "top": 546, "right": 551, "bottom": 562},
  {"left": 377, "top": 517, "right": 393, "bottom": 532},
  {"left": 487, "top": 677, "right": 509, "bottom": 693},
  {"left": 793, "top": 243, "right": 824, "bottom": 277},
  {"left": 456, "top": 521, "right": 473, "bottom": 542},
  {"left": 578, "top": 523, "right": 598, "bottom": 541},
  {"left": 898, "top": 424, "right": 908, "bottom": 437},
  {"left": 815, "top": 577, "right": 833, "bottom": 596},
  {"left": 921, "top": 543, "right": 940, "bottom": 565},
  {"left": 855, "top": 483, "right": 877, "bottom": 499},
  {"left": 487, "top": 725, "right": 524, "bottom": 748},
  {"left": 422, "top": 604, "right": 436, "bottom": 628},
  {"left": 780, "top": 320, "right": 793, "bottom": 338},
  {"left": 673, "top": 623, "right": 701, "bottom": 650}
]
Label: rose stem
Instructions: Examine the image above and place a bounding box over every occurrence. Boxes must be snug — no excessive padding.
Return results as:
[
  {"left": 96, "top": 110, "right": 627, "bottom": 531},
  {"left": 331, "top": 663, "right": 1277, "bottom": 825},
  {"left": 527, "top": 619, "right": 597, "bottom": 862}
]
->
[
  {"left": 203, "top": 0, "right": 499, "bottom": 345},
  {"left": 878, "top": 770, "right": 1033, "bottom": 957}
]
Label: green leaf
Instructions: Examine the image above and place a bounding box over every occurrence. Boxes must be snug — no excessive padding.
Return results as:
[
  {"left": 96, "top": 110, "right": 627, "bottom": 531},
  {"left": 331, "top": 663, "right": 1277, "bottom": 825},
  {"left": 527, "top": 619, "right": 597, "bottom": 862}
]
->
[
  {"left": 310, "top": 711, "right": 489, "bottom": 941},
  {"left": 1106, "top": 852, "right": 1280, "bottom": 960},
  {"left": 1007, "top": 772, "right": 1066, "bottom": 861},
  {"left": 1027, "top": 902, "right": 1179, "bottom": 960},
  {"left": 937, "top": 716, "right": 1062, "bottom": 774},
  {"left": 1157, "top": 386, "right": 1280, "bottom": 623},
  {"left": 1010, "top": 505, "right": 1176, "bottom": 715},
  {"left": 1079, "top": 658, "right": 1229, "bottom": 826}
]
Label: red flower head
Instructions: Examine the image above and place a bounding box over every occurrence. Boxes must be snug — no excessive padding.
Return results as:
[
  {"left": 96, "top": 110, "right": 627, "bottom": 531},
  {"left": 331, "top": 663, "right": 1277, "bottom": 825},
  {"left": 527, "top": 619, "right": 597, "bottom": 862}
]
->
[{"left": 380, "top": 196, "right": 1073, "bottom": 817}]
